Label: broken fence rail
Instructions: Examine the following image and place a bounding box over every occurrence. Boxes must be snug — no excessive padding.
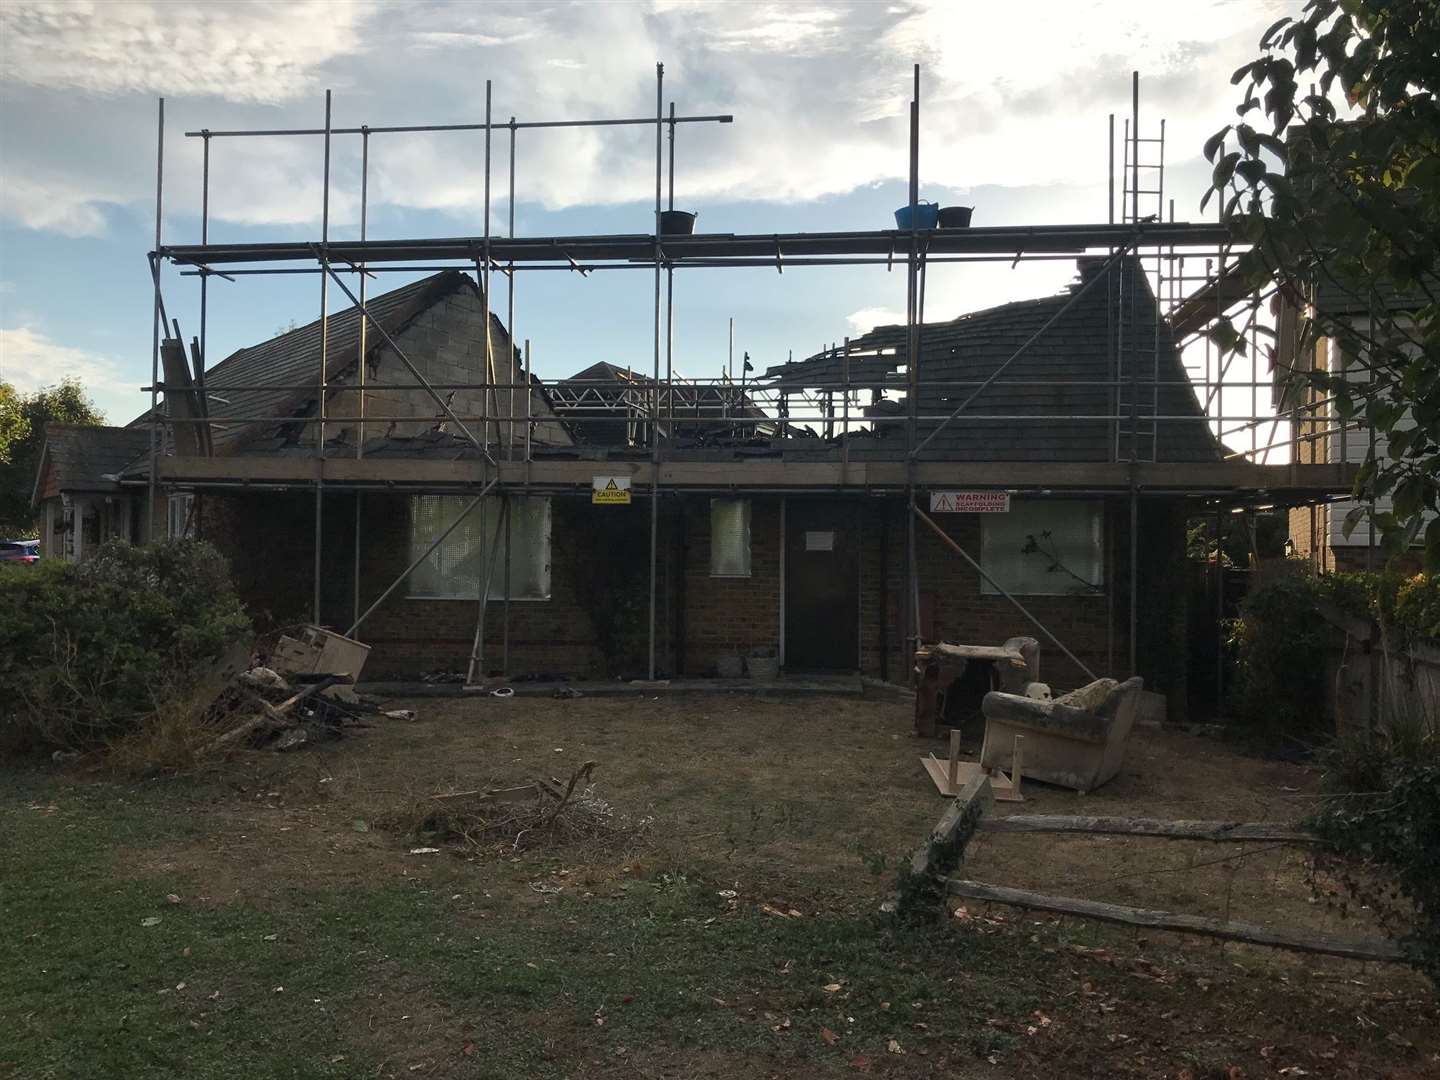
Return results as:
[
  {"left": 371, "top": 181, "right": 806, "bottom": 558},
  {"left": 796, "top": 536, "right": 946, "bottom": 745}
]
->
[
  {"left": 976, "top": 815, "right": 1317, "bottom": 844},
  {"left": 902, "top": 785, "right": 1407, "bottom": 965},
  {"left": 943, "top": 878, "right": 1404, "bottom": 964}
]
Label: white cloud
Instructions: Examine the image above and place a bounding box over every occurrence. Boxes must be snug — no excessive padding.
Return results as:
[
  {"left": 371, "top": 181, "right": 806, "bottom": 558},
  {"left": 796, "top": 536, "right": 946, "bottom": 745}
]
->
[
  {"left": 0, "top": 1, "right": 369, "bottom": 103},
  {"left": 0, "top": 326, "right": 138, "bottom": 423},
  {"left": 0, "top": 0, "right": 1297, "bottom": 237},
  {"left": 846, "top": 307, "right": 904, "bottom": 334}
]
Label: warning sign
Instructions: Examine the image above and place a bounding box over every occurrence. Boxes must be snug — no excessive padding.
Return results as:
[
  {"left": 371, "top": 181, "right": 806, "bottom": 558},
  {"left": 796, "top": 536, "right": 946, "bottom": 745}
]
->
[
  {"left": 591, "top": 475, "right": 632, "bottom": 505},
  {"left": 929, "top": 491, "right": 1010, "bottom": 514}
]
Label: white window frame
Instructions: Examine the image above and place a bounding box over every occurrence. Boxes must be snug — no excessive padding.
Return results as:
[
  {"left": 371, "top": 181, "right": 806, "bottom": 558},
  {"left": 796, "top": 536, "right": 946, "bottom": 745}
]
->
[
  {"left": 407, "top": 494, "right": 552, "bottom": 601},
  {"left": 980, "top": 499, "right": 1103, "bottom": 596},
  {"left": 167, "top": 493, "right": 195, "bottom": 539},
  {"left": 709, "top": 497, "right": 752, "bottom": 578}
]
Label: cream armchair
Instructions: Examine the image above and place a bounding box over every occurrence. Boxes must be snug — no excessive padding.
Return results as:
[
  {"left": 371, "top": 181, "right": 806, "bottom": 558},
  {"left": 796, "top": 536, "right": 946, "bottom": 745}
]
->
[{"left": 980, "top": 676, "right": 1144, "bottom": 793}]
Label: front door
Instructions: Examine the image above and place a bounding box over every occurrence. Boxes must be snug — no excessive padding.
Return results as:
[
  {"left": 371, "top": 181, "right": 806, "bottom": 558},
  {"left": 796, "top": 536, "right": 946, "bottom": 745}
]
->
[{"left": 784, "top": 500, "right": 859, "bottom": 671}]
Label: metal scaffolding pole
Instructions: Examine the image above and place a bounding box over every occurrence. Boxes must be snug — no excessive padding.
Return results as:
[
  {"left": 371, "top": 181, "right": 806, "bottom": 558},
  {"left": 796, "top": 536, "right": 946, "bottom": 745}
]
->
[
  {"left": 314, "top": 89, "right": 332, "bottom": 625},
  {"left": 1130, "top": 487, "right": 1139, "bottom": 676},
  {"left": 648, "top": 61, "right": 664, "bottom": 681},
  {"left": 147, "top": 99, "right": 164, "bottom": 537},
  {"left": 353, "top": 126, "right": 369, "bottom": 628},
  {"left": 475, "top": 79, "right": 495, "bottom": 682}
]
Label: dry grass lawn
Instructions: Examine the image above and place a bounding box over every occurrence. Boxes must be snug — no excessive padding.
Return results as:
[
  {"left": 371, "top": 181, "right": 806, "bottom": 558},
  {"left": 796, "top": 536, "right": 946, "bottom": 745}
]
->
[{"left": 2, "top": 689, "right": 1435, "bottom": 1079}]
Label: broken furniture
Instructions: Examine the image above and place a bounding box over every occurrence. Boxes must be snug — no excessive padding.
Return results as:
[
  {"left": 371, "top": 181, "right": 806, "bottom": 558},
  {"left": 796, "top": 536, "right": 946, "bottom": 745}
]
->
[
  {"left": 922, "top": 728, "right": 1024, "bottom": 802},
  {"left": 980, "top": 676, "right": 1143, "bottom": 794},
  {"left": 272, "top": 625, "right": 371, "bottom": 683},
  {"left": 914, "top": 637, "right": 1039, "bottom": 738}
]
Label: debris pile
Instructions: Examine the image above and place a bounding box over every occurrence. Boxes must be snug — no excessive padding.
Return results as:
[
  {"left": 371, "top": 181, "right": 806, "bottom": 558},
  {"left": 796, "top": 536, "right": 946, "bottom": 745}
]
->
[
  {"left": 401, "top": 762, "right": 649, "bottom": 856},
  {"left": 200, "top": 667, "right": 387, "bottom": 756}
]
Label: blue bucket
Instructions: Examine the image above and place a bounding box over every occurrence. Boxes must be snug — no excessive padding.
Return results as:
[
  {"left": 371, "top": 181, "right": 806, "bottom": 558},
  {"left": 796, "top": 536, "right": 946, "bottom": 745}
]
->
[{"left": 894, "top": 201, "right": 939, "bottom": 230}]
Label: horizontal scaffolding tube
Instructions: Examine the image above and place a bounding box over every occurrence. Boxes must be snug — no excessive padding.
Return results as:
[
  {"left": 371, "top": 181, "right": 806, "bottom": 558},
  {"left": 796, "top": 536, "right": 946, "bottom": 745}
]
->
[
  {"left": 154, "top": 412, "right": 1306, "bottom": 425},
  {"left": 185, "top": 114, "right": 734, "bottom": 138}
]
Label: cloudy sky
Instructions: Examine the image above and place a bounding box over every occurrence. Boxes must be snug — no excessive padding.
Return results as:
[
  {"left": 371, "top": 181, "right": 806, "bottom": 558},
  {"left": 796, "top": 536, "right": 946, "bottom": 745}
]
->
[{"left": 0, "top": 0, "right": 1292, "bottom": 431}]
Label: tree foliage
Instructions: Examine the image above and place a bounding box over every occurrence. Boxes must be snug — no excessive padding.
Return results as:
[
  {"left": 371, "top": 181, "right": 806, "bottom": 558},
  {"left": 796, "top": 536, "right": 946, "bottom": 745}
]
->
[
  {"left": 1205, "top": 0, "right": 1440, "bottom": 565},
  {"left": 0, "top": 379, "right": 106, "bottom": 536},
  {"left": 0, "top": 538, "right": 251, "bottom": 753}
]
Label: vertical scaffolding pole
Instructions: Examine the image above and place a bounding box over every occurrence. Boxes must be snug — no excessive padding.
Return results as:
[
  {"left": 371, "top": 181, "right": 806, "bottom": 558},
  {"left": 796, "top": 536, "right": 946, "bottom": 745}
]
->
[
  {"left": 314, "top": 89, "right": 332, "bottom": 625},
  {"left": 1129, "top": 487, "right": 1139, "bottom": 677},
  {"left": 665, "top": 101, "right": 676, "bottom": 434},
  {"left": 501, "top": 118, "right": 514, "bottom": 672},
  {"left": 353, "top": 126, "right": 369, "bottom": 628},
  {"left": 475, "top": 79, "right": 495, "bottom": 681},
  {"left": 507, "top": 117, "right": 517, "bottom": 459},
  {"left": 147, "top": 98, "right": 164, "bottom": 537},
  {"left": 648, "top": 61, "right": 664, "bottom": 681},
  {"left": 1215, "top": 506, "right": 1225, "bottom": 710},
  {"left": 905, "top": 64, "right": 922, "bottom": 651}
]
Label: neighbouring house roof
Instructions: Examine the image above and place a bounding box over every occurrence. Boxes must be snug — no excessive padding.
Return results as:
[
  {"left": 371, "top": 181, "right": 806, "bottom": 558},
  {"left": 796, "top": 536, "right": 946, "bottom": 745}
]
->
[
  {"left": 1313, "top": 275, "right": 1437, "bottom": 319},
  {"left": 31, "top": 424, "right": 152, "bottom": 505},
  {"left": 773, "top": 256, "right": 1221, "bottom": 463}
]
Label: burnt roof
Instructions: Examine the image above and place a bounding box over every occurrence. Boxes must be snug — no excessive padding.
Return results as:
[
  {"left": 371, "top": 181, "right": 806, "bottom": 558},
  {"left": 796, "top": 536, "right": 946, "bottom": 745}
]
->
[
  {"left": 776, "top": 256, "right": 1221, "bottom": 463},
  {"left": 32, "top": 424, "right": 152, "bottom": 504},
  {"left": 132, "top": 270, "right": 492, "bottom": 446}
]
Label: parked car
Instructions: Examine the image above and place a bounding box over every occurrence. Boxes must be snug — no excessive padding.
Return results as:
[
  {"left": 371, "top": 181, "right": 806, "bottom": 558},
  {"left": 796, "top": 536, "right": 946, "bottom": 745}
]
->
[{"left": 0, "top": 540, "right": 40, "bottom": 565}]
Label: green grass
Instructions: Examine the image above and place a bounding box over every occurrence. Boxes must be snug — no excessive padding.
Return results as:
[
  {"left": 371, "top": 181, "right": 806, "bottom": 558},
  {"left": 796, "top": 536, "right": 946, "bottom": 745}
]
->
[{"left": 0, "top": 772, "right": 1054, "bottom": 1079}]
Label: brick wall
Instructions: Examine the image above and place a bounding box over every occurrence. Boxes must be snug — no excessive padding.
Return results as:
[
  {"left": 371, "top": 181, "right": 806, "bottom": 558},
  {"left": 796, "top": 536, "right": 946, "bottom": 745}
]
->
[
  {"left": 679, "top": 495, "right": 782, "bottom": 674},
  {"left": 200, "top": 488, "right": 1190, "bottom": 699},
  {"left": 858, "top": 499, "right": 1129, "bottom": 694}
]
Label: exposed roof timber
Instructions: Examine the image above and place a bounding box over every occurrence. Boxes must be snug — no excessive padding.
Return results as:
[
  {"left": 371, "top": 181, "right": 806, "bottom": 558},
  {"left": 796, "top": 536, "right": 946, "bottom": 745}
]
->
[{"left": 161, "top": 223, "right": 1236, "bottom": 268}]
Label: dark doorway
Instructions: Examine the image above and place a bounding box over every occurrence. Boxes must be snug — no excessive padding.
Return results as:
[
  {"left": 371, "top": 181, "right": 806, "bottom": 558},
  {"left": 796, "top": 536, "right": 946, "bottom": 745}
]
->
[{"left": 784, "top": 500, "right": 859, "bottom": 671}]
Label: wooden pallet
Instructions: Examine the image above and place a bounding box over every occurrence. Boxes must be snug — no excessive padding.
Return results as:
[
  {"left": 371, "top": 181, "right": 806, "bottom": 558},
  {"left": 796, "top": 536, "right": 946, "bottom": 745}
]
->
[{"left": 922, "top": 730, "right": 1023, "bottom": 802}]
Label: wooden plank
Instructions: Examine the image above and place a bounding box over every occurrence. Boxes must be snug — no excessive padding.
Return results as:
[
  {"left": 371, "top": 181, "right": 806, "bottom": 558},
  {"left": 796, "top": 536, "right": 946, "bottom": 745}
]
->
[
  {"left": 976, "top": 815, "right": 1317, "bottom": 844},
  {"left": 923, "top": 757, "right": 1022, "bottom": 802},
  {"left": 908, "top": 773, "right": 994, "bottom": 879},
  {"left": 943, "top": 878, "right": 1404, "bottom": 963}
]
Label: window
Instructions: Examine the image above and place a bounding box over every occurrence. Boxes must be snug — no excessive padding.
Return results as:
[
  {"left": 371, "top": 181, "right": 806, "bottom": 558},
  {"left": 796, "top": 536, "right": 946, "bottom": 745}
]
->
[
  {"left": 408, "top": 495, "right": 551, "bottom": 600},
  {"left": 168, "top": 493, "right": 194, "bottom": 539},
  {"left": 980, "top": 500, "right": 1102, "bottom": 596},
  {"left": 710, "top": 498, "right": 751, "bottom": 577}
]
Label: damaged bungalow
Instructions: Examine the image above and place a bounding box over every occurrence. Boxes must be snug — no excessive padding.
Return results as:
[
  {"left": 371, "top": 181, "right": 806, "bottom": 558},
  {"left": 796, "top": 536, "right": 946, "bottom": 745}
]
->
[{"left": 37, "top": 252, "right": 1289, "bottom": 720}]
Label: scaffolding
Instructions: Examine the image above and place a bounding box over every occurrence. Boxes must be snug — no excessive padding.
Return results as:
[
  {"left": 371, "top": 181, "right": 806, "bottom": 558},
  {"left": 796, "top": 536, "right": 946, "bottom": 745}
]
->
[{"left": 139, "top": 64, "right": 1361, "bottom": 689}]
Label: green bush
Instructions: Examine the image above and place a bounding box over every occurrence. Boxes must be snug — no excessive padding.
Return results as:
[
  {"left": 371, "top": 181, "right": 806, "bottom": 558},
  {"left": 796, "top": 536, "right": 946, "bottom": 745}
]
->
[
  {"left": 1227, "top": 570, "right": 1436, "bottom": 748},
  {"left": 0, "top": 539, "right": 251, "bottom": 753},
  {"left": 1311, "top": 748, "right": 1440, "bottom": 985},
  {"left": 1226, "top": 574, "right": 1337, "bottom": 747}
]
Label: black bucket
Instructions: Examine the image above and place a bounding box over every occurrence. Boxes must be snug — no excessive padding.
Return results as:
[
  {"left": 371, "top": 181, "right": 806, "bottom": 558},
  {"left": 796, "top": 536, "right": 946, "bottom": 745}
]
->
[
  {"left": 659, "top": 210, "right": 697, "bottom": 235},
  {"left": 938, "top": 206, "right": 974, "bottom": 229}
]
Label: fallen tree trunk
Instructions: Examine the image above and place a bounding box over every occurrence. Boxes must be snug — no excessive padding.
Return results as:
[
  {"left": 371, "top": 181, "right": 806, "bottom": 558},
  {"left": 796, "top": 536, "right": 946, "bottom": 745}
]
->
[
  {"left": 976, "top": 815, "right": 1316, "bottom": 844},
  {"left": 944, "top": 878, "right": 1404, "bottom": 963}
]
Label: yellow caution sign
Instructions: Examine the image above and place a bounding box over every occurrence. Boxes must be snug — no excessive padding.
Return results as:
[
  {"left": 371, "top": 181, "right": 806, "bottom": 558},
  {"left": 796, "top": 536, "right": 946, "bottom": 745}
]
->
[{"left": 591, "top": 475, "right": 632, "bottom": 505}]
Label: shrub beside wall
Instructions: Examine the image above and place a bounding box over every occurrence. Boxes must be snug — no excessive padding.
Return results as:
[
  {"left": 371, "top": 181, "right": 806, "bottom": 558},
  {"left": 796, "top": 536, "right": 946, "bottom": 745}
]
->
[
  {"left": 1227, "top": 570, "right": 1438, "bottom": 748},
  {"left": 0, "top": 539, "right": 251, "bottom": 753}
]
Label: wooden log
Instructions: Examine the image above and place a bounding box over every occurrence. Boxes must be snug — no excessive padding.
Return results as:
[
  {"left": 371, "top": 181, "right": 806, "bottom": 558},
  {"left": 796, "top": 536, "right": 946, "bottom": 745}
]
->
[
  {"left": 976, "top": 815, "right": 1317, "bottom": 844},
  {"left": 200, "top": 710, "right": 276, "bottom": 757},
  {"left": 908, "top": 773, "right": 993, "bottom": 879},
  {"left": 943, "top": 879, "right": 1403, "bottom": 963}
]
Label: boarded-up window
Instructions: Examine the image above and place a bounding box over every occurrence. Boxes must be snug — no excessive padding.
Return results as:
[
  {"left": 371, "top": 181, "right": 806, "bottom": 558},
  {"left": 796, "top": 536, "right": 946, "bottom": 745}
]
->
[
  {"left": 710, "top": 498, "right": 752, "bottom": 577},
  {"left": 980, "top": 500, "right": 1102, "bottom": 596},
  {"left": 408, "top": 495, "right": 551, "bottom": 600}
]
